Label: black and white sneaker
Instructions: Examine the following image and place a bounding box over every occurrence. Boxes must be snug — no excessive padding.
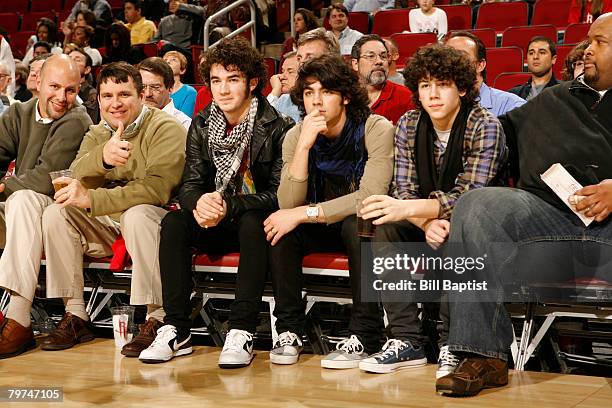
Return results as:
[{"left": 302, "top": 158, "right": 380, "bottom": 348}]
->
[
  {"left": 270, "top": 331, "right": 303, "bottom": 365},
  {"left": 359, "top": 339, "right": 427, "bottom": 374},
  {"left": 436, "top": 345, "right": 460, "bottom": 379},
  {"left": 138, "top": 324, "right": 193, "bottom": 364},
  {"left": 218, "top": 329, "right": 254, "bottom": 368}
]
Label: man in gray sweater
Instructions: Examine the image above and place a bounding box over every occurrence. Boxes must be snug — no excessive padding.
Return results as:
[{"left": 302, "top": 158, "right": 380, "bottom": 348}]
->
[{"left": 0, "top": 54, "right": 91, "bottom": 359}]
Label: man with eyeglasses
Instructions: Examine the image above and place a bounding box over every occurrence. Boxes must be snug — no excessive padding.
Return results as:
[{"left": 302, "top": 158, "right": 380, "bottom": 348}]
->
[
  {"left": 138, "top": 57, "right": 191, "bottom": 130},
  {"left": 351, "top": 34, "right": 414, "bottom": 124}
]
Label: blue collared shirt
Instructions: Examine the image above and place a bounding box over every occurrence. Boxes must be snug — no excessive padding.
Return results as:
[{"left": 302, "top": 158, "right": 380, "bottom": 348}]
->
[
  {"left": 267, "top": 93, "right": 301, "bottom": 124},
  {"left": 479, "top": 82, "right": 526, "bottom": 117}
]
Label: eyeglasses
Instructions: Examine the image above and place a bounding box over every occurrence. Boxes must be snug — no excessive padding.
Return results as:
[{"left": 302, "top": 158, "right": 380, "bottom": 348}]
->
[
  {"left": 359, "top": 52, "right": 389, "bottom": 62},
  {"left": 571, "top": 60, "right": 585, "bottom": 70},
  {"left": 0, "top": 74, "right": 10, "bottom": 79},
  {"left": 142, "top": 84, "right": 164, "bottom": 93}
]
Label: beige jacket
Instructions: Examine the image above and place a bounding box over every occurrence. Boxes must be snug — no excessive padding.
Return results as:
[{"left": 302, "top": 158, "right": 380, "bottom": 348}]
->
[
  {"left": 278, "top": 114, "right": 395, "bottom": 224},
  {"left": 70, "top": 107, "right": 187, "bottom": 221}
]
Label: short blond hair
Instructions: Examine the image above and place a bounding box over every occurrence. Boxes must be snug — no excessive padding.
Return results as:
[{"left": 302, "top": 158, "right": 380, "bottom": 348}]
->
[{"left": 163, "top": 50, "right": 188, "bottom": 71}]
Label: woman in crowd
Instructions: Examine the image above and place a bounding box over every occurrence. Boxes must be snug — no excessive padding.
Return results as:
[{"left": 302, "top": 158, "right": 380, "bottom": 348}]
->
[
  {"left": 282, "top": 8, "right": 320, "bottom": 58},
  {"left": 102, "top": 23, "right": 145, "bottom": 65},
  {"left": 408, "top": 0, "right": 448, "bottom": 41},
  {"left": 23, "top": 18, "right": 63, "bottom": 66}
]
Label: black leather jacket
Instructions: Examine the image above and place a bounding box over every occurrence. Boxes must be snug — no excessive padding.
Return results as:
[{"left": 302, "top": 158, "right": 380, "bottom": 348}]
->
[{"left": 178, "top": 95, "right": 295, "bottom": 221}]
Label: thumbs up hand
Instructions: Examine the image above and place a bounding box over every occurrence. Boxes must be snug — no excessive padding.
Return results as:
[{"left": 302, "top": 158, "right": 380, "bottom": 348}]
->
[{"left": 102, "top": 121, "right": 133, "bottom": 168}]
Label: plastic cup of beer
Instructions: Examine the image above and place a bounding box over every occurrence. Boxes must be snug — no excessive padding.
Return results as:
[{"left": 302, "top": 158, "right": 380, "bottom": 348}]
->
[
  {"left": 357, "top": 198, "right": 376, "bottom": 238},
  {"left": 49, "top": 169, "right": 73, "bottom": 192}
]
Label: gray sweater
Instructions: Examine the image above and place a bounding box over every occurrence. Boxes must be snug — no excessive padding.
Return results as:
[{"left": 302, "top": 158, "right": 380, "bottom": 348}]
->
[{"left": 0, "top": 100, "right": 92, "bottom": 200}]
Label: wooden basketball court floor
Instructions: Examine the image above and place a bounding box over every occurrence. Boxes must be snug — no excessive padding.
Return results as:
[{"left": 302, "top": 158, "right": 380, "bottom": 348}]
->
[{"left": 0, "top": 338, "right": 610, "bottom": 407}]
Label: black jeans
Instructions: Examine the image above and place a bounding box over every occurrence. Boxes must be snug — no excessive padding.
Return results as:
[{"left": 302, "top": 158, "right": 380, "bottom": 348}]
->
[
  {"left": 269, "top": 215, "right": 384, "bottom": 354},
  {"left": 372, "top": 221, "right": 449, "bottom": 347},
  {"left": 159, "top": 209, "right": 269, "bottom": 336}
]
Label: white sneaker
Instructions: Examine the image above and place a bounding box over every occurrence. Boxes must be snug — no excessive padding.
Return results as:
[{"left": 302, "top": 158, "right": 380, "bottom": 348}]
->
[
  {"left": 359, "top": 339, "right": 427, "bottom": 374},
  {"left": 270, "top": 331, "right": 303, "bottom": 365},
  {"left": 138, "top": 324, "right": 193, "bottom": 364},
  {"left": 321, "top": 335, "right": 368, "bottom": 369},
  {"left": 219, "top": 329, "right": 254, "bottom": 368},
  {"left": 436, "top": 345, "right": 460, "bottom": 379}
]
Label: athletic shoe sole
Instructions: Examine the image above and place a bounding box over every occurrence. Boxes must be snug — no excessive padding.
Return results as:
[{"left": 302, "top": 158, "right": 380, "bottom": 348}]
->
[
  {"left": 359, "top": 357, "right": 427, "bottom": 374},
  {"left": 139, "top": 346, "right": 193, "bottom": 364},
  {"left": 321, "top": 359, "right": 363, "bottom": 369},
  {"left": 270, "top": 353, "right": 299, "bottom": 365},
  {"left": 40, "top": 333, "right": 95, "bottom": 351},
  {"left": 219, "top": 354, "right": 254, "bottom": 369}
]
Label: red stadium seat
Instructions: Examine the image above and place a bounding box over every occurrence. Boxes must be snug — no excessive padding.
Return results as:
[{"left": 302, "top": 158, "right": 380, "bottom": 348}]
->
[
  {"left": 108, "top": 0, "right": 125, "bottom": 7},
  {"left": 371, "top": 9, "right": 409, "bottom": 37},
  {"left": 486, "top": 46, "right": 524, "bottom": 87},
  {"left": 0, "top": 13, "right": 20, "bottom": 34},
  {"left": 531, "top": 0, "right": 572, "bottom": 28},
  {"left": 476, "top": 2, "right": 528, "bottom": 33},
  {"left": 31, "top": 0, "right": 64, "bottom": 12},
  {"left": 553, "top": 44, "right": 575, "bottom": 79},
  {"left": 191, "top": 44, "right": 204, "bottom": 83},
  {"left": 493, "top": 72, "right": 532, "bottom": 91},
  {"left": 263, "top": 57, "right": 278, "bottom": 96},
  {"left": 324, "top": 12, "right": 370, "bottom": 34},
  {"left": 8, "top": 31, "right": 36, "bottom": 60},
  {"left": 57, "top": 9, "right": 72, "bottom": 24},
  {"left": 390, "top": 32, "right": 438, "bottom": 68},
  {"left": 502, "top": 25, "right": 558, "bottom": 60},
  {"left": 22, "top": 11, "right": 58, "bottom": 32},
  {"left": 564, "top": 22, "right": 590, "bottom": 44},
  {"left": 438, "top": 5, "right": 472, "bottom": 31},
  {"left": 0, "top": 0, "right": 29, "bottom": 13}
]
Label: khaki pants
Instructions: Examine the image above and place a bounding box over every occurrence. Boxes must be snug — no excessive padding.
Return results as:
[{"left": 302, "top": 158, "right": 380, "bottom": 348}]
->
[
  {"left": 42, "top": 204, "right": 167, "bottom": 305},
  {"left": 0, "top": 189, "right": 166, "bottom": 305},
  {"left": 0, "top": 190, "right": 54, "bottom": 301}
]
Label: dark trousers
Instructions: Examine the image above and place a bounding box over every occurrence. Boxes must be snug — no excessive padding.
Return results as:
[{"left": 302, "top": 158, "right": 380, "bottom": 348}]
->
[
  {"left": 269, "top": 215, "right": 384, "bottom": 354},
  {"left": 373, "top": 221, "right": 449, "bottom": 347},
  {"left": 159, "top": 209, "right": 269, "bottom": 335}
]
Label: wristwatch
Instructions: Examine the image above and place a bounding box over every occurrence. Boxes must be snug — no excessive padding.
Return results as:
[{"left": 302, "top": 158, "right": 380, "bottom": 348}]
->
[{"left": 306, "top": 204, "right": 319, "bottom": 223}]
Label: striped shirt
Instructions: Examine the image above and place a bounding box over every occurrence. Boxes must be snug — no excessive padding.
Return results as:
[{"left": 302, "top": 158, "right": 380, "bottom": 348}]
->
[{"left": 393, "top": 104, "right": 506, "bottom": 219}]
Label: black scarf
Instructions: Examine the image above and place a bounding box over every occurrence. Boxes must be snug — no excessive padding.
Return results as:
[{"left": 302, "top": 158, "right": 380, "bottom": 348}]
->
[
  {"left": 415, "top": 102, "right": 471, "bottom": 198},
  {"left": 307, "top": 118, "right": 367, "bottom": 203}
]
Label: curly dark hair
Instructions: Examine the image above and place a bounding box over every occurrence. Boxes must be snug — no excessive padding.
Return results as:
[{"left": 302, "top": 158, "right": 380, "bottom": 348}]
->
[
  {"left": 561, "top": 40, "right": 589, "bottom": 81},
  {"left": 291, "top": 54, "right": 370, "bottom": 123},
  {"left": 403, "top": 44, "right": 479, "bottom": 109},
  {"left": 199, "top": 36, "right": 267, "bottom": 96}
]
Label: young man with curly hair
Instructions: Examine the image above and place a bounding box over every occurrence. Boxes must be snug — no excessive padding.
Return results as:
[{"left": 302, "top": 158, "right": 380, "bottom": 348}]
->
[
  {"left": 358, "top": 44, "right": 505, "bottom": 376},
  {"left": 138, "top": 37, "right": 294, "bottom": 365},
  {"left": 263, "top": 54, "right": 395, "bottom": 366}
]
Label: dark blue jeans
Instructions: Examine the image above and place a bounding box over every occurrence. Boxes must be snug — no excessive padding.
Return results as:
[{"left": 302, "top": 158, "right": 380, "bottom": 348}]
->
[{"left": 447, "top": 187, "right": 612, "bottom": 360}]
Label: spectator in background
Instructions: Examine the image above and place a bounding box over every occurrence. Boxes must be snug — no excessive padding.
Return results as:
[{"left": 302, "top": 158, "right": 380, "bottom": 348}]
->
[
  {"left": 68, "top": 0, "right": 113, "bottom": 28},
  {"left": 0, "top": 35, "right": 15, "bottom": 98},
  {"left": 103, "top": 23, "right": 146, "bottom": 65},
  {"left": 0, "top": 62, "right": 12, "bottom": 112},
  {"left": 142, "top": 0, "right": 167, "bottom": 22},
  {"left": 62, "top": 10, "right": 104, "bottom": 49},
  {"left": 282, "top": 8, "right": 320, "bottom": 58},
  {"left": 163, "top": 51, "right": 197, "bottom": 118},
  {"left": 569, "top": 0, "right": 612, "bottom": 23},
  {"left": 138, "top": 57, "right": 191, "bottom": 130},
  {"left": 66, "top": 25, "right": 103, "bottom": 66},
  {"left": 344, "top": 0, "right": 396, "bottom": 12},
  {"left": 409, "top": 0, "right": 448, "bottom": 41},
  {"left": 447, "top": 31, "right": 526, "bottom": 116},
  {"left": 351, "top": 35, "right": 414, "bottom": 124},
  {"left": 31, "top": 42, "right": 53, "bottom": 58},
  {"left": 328, "top": 3, "right": 364, "bottom": 55},
  {"left": 203, "top": 0, "right": 232, "bottom": 44},
  {"left": 124, "top": 0, "right": 157, "bottom": 45},
  {"left": 509, "top": 36, "right": 559, "bottom": 100},
  {"left": 26, "top": 54, "right": 51, "bottom": 99},
  {"left": 13, "top": 63, "right": 32, "bottom": 103},
  {"left": 68, "top": 48, "right": 99, "bottom": 124},
  {"left": 193, "top": 52, "right": 213, "bottom": 116},
  {"left": 562, "top": 40, "right": 589, "bottom": 80},
  {"left": 267, "top": 51, "right": 301, "bottom": 123},
  {"left": 383, "top": 38, "right": 405, "bottom": 85},
  {"left": 23, "top": 19, "right": 63, "bottom": 66}
]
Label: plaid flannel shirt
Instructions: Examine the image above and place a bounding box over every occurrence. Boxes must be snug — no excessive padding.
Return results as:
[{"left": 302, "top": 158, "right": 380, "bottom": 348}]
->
[{"left": 393, "top": 105, "right": 506, "bottom": 219}]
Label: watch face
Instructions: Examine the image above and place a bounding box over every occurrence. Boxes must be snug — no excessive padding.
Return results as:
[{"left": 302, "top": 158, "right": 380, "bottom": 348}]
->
[{"left": 307, "top": 206, "right": 318, "bottom": 217}]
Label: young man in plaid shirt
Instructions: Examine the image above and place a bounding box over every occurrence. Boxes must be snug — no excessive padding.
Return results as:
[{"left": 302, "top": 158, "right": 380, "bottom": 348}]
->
[{"left": 358, "top": 44, "right": 505, "bottom": 377}]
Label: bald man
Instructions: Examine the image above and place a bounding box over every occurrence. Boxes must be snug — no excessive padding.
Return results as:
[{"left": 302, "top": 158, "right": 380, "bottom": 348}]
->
[{"left": 0, "top": 54, "right": 92, "bottom": 359}]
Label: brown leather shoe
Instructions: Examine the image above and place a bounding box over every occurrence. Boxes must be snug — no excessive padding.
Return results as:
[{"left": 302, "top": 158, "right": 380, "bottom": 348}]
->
[
  {"left": 0, "top": 318, "right": 36, "bottom": 359},
  {"left": 121, "top": 318, "right": 163, "bottom": 357},
  {"left": 40, "top": 313, "right": 95, "bottom": 351},
  {"left": 436, "top": 357, "right": 508, "bottom": 397}
]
